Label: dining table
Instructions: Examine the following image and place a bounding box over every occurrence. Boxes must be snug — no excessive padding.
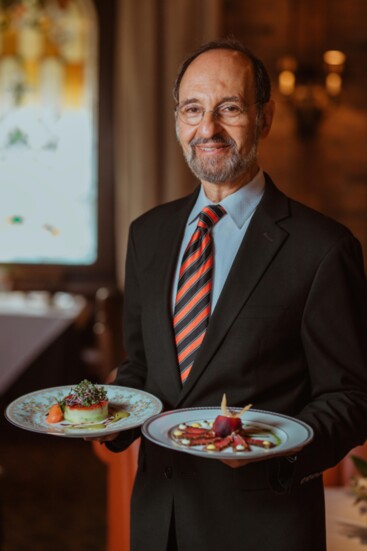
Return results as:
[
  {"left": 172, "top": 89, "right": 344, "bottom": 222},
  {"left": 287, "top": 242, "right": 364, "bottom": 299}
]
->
[
  {"left": 0, "top": 291, "right": 88, "bottom": 397},
  {"left": 325, "top": 486, "right": 367, "bottom": 550}
]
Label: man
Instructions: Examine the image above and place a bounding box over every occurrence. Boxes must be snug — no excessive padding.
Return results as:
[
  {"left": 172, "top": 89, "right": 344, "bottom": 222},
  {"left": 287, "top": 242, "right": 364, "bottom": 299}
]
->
[{"left": 102, "top": 39, "right": 367, "bottom": 550}]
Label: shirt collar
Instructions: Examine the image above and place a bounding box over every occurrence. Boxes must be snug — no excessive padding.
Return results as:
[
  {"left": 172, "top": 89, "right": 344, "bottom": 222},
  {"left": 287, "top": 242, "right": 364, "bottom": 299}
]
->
[{"left": 188, "top": 169, "right": 265, "bottom": 229}]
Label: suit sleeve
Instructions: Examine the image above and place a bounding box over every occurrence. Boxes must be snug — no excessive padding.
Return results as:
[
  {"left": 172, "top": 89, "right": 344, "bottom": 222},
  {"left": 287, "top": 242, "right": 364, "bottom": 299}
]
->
[
  {"left": 289, "top": 234, "right": 367, "bottom": 485},
  {"left": 105, "top": 224, "right": 148, "bottom": 452}
]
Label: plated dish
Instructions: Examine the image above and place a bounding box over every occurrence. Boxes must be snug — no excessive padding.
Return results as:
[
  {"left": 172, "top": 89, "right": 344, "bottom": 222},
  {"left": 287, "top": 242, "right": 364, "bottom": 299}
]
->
[
  {"left": 142, "top": 407, "right": 314, "bottom": 460},
  {"left": 5, "top": 385, "right": 163, "bottom": 438}
]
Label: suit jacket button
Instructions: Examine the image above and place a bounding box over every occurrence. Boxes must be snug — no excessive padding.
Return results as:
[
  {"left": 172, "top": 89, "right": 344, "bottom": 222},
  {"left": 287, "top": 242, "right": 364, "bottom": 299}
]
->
[{"left": 164, "top": 466, "right": 173, "bottom": 479}]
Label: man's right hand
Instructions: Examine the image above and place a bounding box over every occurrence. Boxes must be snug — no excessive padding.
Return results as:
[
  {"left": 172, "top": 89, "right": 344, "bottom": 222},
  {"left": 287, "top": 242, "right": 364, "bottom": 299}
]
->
[{"left": 84, "top": 432, "right": 120, "bottom": 443}]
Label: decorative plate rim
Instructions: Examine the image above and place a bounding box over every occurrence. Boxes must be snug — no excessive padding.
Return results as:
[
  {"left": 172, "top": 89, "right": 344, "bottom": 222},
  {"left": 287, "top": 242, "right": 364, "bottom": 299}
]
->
[
  {"left": 142, "top": 406, "right": 314, "bottom": 460},
  {"left": 5, "top": 385, "right": 163, "bottom": 438}
]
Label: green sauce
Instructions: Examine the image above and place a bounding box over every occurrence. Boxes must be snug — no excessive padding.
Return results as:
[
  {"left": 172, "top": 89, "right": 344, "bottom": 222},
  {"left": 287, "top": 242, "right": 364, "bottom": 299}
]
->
[{"left": 109, "top": 411, "right": 130, "bottom": 423}]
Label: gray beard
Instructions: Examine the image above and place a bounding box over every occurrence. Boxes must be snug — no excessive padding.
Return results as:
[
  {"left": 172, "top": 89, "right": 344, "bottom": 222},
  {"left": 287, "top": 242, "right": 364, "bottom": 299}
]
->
[
  {"left": 185, "top": 140, "right": 258, "bottom": 184},
  {"left": 177, "top": 126, "right": 260, "bottom": 184}
]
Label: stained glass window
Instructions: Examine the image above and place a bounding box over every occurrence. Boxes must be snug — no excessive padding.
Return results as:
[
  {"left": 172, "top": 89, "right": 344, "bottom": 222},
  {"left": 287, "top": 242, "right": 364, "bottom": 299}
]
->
[{"left": 0, "top": 0, "right": 98, "bottom": 265}]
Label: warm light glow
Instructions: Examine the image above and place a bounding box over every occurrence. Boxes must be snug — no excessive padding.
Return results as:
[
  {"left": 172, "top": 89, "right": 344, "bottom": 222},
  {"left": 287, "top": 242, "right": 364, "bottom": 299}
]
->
[
  {"left": 278, "top": 70, "right": 296, "bottom": 96},
  {"left": 63, "top": 63, "right": 85, "bottom": 107},
  {"left": 18, "top": 27, "right": 44, "bottom": 61},
  {"left": 326, "top": 72, "right": 342, "bottom": 96},
  {"left": 323, "top": 50, "right": 346, "bottom": 71}
]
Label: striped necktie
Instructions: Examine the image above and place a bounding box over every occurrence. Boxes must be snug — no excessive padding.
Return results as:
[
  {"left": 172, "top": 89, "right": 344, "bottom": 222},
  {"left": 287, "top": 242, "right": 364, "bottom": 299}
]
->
[{"left": 173, "top": 204, "right": 226, "bottom": 383}]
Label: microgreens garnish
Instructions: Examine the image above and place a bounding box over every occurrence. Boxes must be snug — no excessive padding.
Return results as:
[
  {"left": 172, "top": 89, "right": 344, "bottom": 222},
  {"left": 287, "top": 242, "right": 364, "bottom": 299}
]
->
[{"left": 62, "top": 380, "right": 107, "bottom": 407}]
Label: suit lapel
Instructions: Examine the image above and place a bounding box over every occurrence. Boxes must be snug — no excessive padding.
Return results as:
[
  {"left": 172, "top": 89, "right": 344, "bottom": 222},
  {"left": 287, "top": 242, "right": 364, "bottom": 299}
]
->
[{"left": 176, "top": 177, "right": 291, "bottom": 406}]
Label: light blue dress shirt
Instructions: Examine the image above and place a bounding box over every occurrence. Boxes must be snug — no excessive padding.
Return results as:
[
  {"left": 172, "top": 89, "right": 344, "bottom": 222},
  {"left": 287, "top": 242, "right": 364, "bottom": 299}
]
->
[{"left": 172, "top": 169, "right": 265, "bottom": 312}]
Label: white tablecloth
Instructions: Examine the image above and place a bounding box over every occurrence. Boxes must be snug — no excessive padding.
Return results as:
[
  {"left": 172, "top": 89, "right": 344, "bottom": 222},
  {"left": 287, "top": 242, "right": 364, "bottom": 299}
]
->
[
  {"left": 0, "top": 292, "right": 87, "bottom": 394},
  {"left": 325, "top": 487, "right": 367, "bottom": 550}
]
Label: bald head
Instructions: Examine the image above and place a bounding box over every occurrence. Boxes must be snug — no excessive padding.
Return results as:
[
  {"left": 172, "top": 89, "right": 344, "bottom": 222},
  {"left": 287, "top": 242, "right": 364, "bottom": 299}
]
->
[
  {"left": 173, "top": 38, "right": 271, "bottom": 107},
  {"left": 179, "top": 49, "right": 257, "bottom": 109}
]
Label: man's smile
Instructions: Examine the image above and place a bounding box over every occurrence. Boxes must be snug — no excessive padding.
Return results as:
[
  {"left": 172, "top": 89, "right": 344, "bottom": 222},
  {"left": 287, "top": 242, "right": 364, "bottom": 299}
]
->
[
  {"left": 190, "top": 136, "right": 235, "bottom": 157},
  {"left": 195, "top": 143, "right": 230, "bottom": 154}
]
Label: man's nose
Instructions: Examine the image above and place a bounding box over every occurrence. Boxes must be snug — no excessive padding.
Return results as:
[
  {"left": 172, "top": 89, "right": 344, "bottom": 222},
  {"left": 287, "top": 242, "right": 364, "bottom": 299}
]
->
[{"left": 196, "top": 111, "right": 222, "bottom": 137}]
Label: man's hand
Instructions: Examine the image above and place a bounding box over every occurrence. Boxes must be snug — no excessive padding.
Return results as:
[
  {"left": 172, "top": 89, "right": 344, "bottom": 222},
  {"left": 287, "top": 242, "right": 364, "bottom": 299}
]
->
[
  {"left": 84, "top": 432, "right": 120, "bottom": 443},
  {"left": 220, "top": 458, "right": 251, "bottom": 468}
]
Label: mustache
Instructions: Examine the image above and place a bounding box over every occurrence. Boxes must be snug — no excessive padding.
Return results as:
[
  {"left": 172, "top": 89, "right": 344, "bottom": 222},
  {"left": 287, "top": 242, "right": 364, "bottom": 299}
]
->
[{"left": 189, "top": 135, "right": 236, "bottom": 148}]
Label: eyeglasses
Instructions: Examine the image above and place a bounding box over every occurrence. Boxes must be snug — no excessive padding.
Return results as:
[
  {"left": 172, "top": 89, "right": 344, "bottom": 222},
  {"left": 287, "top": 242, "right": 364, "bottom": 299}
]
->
[{"left": 175, "top": 101, "right": 259, "bottom": 126}]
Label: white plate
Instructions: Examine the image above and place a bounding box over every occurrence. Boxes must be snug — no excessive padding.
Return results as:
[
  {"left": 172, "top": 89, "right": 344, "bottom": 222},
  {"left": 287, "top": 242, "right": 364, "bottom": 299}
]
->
[
  {"left": 5, "top": 385, "right": 163, "bottom": 438},
  {"left": 142, "top": 407, "right": 314, "bottom": 460}
]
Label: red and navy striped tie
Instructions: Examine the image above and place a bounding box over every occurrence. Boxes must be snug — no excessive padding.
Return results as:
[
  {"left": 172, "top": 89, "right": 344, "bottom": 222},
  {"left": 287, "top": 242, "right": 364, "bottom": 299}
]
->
[{"left": 173, "top": 204, "right": 226, "bottom": 383}]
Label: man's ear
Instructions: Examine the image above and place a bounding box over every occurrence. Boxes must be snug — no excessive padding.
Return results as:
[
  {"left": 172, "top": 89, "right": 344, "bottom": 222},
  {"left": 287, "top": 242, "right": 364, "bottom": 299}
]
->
[{"left": 259, "top": 100, "right": 275, "bottom": 139}]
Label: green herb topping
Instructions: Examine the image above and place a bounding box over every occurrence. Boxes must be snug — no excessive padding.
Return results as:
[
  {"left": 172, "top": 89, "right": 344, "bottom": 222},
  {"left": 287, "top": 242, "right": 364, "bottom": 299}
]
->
[{"left": 63, "top": 379, "right": 107, "bottom": 407}]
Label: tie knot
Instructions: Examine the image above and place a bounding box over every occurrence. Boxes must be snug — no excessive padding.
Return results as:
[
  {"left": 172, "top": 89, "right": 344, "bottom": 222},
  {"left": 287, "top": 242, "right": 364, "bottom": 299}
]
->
[{"left": 198, "top": 204, "right": 226, "bottom": 230}]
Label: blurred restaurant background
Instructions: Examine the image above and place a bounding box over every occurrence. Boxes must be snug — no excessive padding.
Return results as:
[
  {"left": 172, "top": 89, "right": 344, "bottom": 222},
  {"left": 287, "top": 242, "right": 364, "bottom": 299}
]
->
[{"left": 0, "top": 0, "right": 366, "bottom": 549}]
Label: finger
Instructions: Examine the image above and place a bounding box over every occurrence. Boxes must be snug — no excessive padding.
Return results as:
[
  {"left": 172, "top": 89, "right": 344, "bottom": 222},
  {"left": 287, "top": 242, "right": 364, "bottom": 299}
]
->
[
  {"left": 220, "top": 458, "right": 250, "bottom": 469},
  {"left": 84, "top": 433, "right": 120, "bottom": 442}
]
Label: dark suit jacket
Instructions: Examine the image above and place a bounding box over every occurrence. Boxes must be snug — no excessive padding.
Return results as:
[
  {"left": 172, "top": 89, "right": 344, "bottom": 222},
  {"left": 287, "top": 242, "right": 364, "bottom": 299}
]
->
[{"left": 109, "top": 175, "right": 367, "bottom": 551}]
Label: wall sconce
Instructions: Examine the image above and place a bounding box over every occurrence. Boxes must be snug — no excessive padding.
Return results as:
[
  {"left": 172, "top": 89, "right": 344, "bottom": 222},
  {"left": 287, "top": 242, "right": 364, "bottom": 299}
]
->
[
  {"left": 277, "top": 50, "right": 346, "bottom": 138},
  {"left": 323, "top": 50, "right": 346, "bottom": 96}
]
